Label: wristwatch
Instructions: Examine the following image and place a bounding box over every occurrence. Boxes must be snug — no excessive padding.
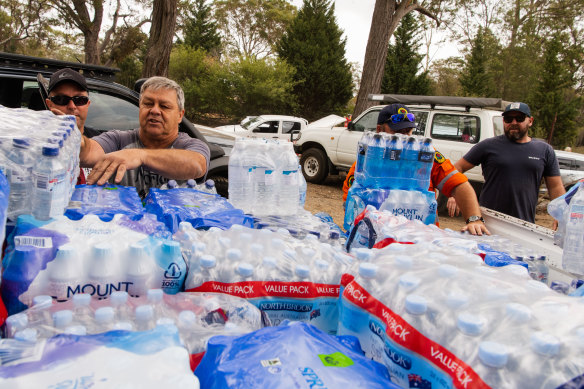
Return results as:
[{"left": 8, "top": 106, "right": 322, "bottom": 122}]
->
[{"left": 466, "top": 216, "right": 485, "bottom": 224}]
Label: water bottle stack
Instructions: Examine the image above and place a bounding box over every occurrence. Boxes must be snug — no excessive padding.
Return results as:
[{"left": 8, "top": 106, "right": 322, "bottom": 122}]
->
[
  {"left": 338, "top": 242, "right": 584, "bottom": 389},
  {"left": 0, "top": 106, "right": 81, "bottom": 221},
  {"left": 228, "top": 138, "right": 303, "bottom": 216},
  {"left": 344, "top": 132, "right": 437, "bottom": 230},
  {"left": 3, "top": 290, "right": 263, "bottom": 354}
]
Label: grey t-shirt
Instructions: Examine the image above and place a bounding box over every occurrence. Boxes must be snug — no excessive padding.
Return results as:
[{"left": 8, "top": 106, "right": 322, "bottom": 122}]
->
[
  {"left": 463, "top": 135, "right": 560, "bottom": 223},
  {"left": 93, "top": 129, "right": 210, "bottom": 198}
]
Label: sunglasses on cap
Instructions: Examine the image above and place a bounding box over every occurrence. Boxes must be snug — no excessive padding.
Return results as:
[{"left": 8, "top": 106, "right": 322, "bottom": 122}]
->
[
  {"left": 49, "top": 95, "right": 90, "bottom": 106},
  {"left": 388, "top": 107, "right": 415, "bottom": 124},
  {"left": 503, "top": 114, "right": 527, "bottom": 124}
]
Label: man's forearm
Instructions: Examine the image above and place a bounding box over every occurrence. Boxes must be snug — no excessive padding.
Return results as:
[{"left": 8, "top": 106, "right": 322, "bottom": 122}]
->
[
  {"left": 142, "top": 149, "right": 207, "bottom": 180},
  {"left": 79, "top": 136, "right": 104, "bottom": 168},
  {"left": 451, "top": 181, "right": 481, "bottom": 219}
]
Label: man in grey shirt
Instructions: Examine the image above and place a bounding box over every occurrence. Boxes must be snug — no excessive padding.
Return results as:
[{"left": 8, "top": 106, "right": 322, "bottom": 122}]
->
[
  {"left": 454, "top": 102, "right": 565, "bottom": 224},
  {"left": 80, "top": 76, "right": 210, "bottom": 197}
]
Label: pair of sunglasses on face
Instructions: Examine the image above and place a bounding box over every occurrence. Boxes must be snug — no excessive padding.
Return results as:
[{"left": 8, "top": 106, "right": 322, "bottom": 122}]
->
[
  {"left": 503, "top": 114, "right": 527, "bottom": 124},
  {"left": 49, "top": 95, "right": 89, "bottom": 106}
]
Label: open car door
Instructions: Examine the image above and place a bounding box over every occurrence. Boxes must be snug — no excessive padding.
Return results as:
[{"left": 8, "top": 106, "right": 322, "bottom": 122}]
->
[{"left": 36, "top": 73, "right": 49, "bottom": 110}]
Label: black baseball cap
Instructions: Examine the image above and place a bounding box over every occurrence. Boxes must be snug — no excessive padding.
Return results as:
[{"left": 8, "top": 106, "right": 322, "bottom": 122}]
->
[
  {"left": 502, "top": 102, "right": 531, "bottom": 117},
  {"left": 377, "top": 103, "right": 417, "bottom": 132},
  {"left": 48, "top": 68, "right": 88, "bottom": 93}
]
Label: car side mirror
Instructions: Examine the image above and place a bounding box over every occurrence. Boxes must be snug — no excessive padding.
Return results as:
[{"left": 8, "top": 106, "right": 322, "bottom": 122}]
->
[
  {"left": 347, "top": 121, "right": 354, "bottom": 130},
  {"left": 134, "top": 78, "right": 147, "bottom": 93},
  {"left": 290, "top": 130, "right": 300, "bottom": 142}
]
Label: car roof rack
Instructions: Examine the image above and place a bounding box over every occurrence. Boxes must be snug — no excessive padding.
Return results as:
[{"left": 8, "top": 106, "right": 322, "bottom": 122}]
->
[
  {"left": 368, "top": 94, "right": 508, "bottom": 112},
  {"left": 0, "top": 52, "right": 119, "bottom": 82}
]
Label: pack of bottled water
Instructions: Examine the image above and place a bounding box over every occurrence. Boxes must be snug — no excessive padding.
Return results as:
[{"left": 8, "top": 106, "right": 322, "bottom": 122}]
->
[
  {"left": 144, "top": 187, "right": 253, "bottom": 233},
  {"left": 174, "top": 223, "right": 353, "bottom": 334},
  {"left": 338, "top": 242, "right": 584, "bottom": 389},
  {"left": 0, "top": 171, "right": 8, "bottom": 247},
  {"left": 0, "top": 213, "right": 180, "bottom": 315},
  {"left": 3, "top": 290, "right": 264, "bottom": 358},
  {"left": 0, "top": 324, "right": 200, "bottom": 388},
  {"left": 65, "top": 184, "right": 144, "bottom": 221},
  {"left": 344, "top": 132, "right": 437, "bottom": 230},
  {"left": 160, "top": 178, "right": 218, "bottom": 194},
  {"left": 252, "top": 209, "right": 343, "bottom": 247},
  {"left": 228, "top": 138, "right": 305, "bottom": 216},
  {"left": 548, "top": 180, "right": 584, "bottom": 275},
  {"left": 0, "top": 106, "right": 81, "bottom": 221}
]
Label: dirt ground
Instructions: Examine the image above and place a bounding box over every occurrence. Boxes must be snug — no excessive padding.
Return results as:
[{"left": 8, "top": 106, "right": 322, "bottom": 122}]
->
[{"left": 304, "top": 173, "right": 556, "bottom": 232}]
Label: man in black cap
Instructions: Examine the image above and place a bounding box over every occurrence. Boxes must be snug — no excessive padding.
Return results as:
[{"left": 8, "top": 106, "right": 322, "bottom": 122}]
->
[
  {"left": 343, "top": 103, "right": 489, "bottom": 235},
  {"left": 454, "top": 102, "right": 565, "bottom": 223},
  {"left": 45, "top": 68, "right": 91, "bottom": 184}
]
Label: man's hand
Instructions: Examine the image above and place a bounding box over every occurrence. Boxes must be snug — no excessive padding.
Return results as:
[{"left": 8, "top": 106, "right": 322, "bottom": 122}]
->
[
  {"left": 49, "top": 107, "right": 66, "bottom": 116},
  {"left": 87, "top": 149, "right": 146, "bottom": 185},
  {"left": 447, "top": 197, "right": 461, "bottom": 217},
  {"left": 461, "top": 220, "right": 490, "bottom": 236}
]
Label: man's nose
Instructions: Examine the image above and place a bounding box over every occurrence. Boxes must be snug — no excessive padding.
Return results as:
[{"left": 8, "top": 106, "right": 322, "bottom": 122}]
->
[
  {"left": 150, "top": 104, "right": 161, "bottom": 114},
  {"left": 66, "top": 99, "right": 77, "bottom": 110}
]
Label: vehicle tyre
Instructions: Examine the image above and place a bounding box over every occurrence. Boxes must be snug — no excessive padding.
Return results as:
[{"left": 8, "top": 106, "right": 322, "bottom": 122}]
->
[
  {"left": 301, "top": 148, "right": 329, "bottom": 184},
  {"left": 209, "top": 175, "right": 228, "bottom": 198}
]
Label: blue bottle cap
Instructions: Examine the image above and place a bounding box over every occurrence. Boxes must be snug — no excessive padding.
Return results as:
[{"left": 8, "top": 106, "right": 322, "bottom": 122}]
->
[
  {"left": 147, "top": 289, "right": 164, "bottom": 303},
  {"left": 394, "top": 255, "right": 413, "bottom": 269},
  {"left": 161, "top": 240, "right": 181, "bottom": 256},
  {"left": 205, "top": 179, "right": 215, "bottom": 189},
  {"left": 315, "top": 259, "right": 329, "bottom": 271},
  {"left": 41, "top": 145, "right": 59, "bottom": 156},
  {"left": 200, "top": 255, "right": 217, "bottom": 269},
  {"left": 167, "top": 179, "right": 177, "bottom": 189},
  {"left": 405, "top": 294, "right": 427, "bottom": 315},
  {"left": 186, "top": 179, "right": 196, "bottom": 188},
  {"left": 52, "top": 310, "right": 73, "bottom": 329},
  {"left": 237, "top": 262, "right": 254, "bottom": 277},
  {"left": 262, "top": 256, "right": 277, "bottom": 268},
  {"left": 456, "top": 312, "right": 485, "bottom": 336},
  {"left": 12, "top": 138, "right": 30, "bottom": 148},
  {"left": 531, "top": 332, "right": 561, "bottom": 356},
  {"left": 359, "top": 262, "right": 378, "bottom": 279},
  {"left": 478, "top": 341, "right": 508, "bottom": 368}
]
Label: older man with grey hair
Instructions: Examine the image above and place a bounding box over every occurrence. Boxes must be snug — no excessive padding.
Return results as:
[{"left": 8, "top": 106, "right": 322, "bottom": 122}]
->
[{"left": 80, "top": 76, "right": 210, "bottom": 197}]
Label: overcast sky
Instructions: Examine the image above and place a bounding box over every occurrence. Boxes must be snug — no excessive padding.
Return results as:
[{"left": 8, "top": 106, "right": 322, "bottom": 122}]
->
[{"left": 288, "top": 0, "right": 459, "bottom": 69}]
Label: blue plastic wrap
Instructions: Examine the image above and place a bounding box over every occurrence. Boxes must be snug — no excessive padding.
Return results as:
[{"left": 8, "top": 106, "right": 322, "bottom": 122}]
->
[
  {"left": 195, "top": 320, "right": 395, "bottom": 388},
  {"left": 65, "top": 184, "right": 144, "bottom": 221},
  {"left": 0, "top": 170, "right": 8, "bottom": 245},
  {"left": 144, "top": 188, "right": 253, "bottom": 233},
  {"left": 478, "top": 244, "right": 528, "bottom": 269}
]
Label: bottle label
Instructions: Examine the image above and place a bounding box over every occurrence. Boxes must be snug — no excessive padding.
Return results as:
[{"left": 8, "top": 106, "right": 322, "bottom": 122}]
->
[
  {"left": 358, "top": 145, "right": 367, "bottom": 156},
  {"left": 10, "top": 168, "right": 31, "bottom": 184},
  {"left": 419, "top": 151, "right": 435, "bottom": 163},
  {"left": 282, "top": 170, "right": 297, "bottom": 185},
  {"left": 386, "top": 149, "right": 401, "bottom": 161},
  {"left": 339, "top": 278, "right": 488, "bottom": 389},
  {"left": 264, "top": 170, "right": 275, "bottom": 186}
]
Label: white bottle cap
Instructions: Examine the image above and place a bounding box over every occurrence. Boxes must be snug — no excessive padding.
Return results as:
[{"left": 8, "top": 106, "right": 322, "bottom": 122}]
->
[
  {"left": 110, "top": 291, "right": 128, "bottom": 307},
  {"left": 531, "top": 332, "right": 561, "bottom": 356},
  {"left": 237, "top": 263, "right": 254, "bottom": 278},
  {"left": 14, "top": 328, "right": 38, "bottom": 342},
  {"left": 6, "top": 313, "right": 28, "bottom": 332},
  {"left": 262, "top": 256, "right": 277, "bottom": 268},
  {"left": 178, "top": 310, "right": 197, "bottom": 327},
  {"left": 399, "top": 273, "right": 421, "bottom": 291},
  {"left": 226, "top": 249, "right": 242, "bottom": 262},
  {"left": 200, "top": 255, "right": 217, "bottom": 269},
  {"left": 147, "top": 289, "right": 164, "bottom": 303},
  {"left": 294, "top": 265, "right": 310, "bottom": 279},
  {"left": 113, "top": 321, "right": 134, "bottom": 331},
  {"left": 478, "top": 341, "right": 509, "bottom": 368},
  {"left": 73, "top": 293, "right": 91, "bottom": 307},
  {"left": 358, "top": 262, "right": 378, "bottom": 279},
  {"left": 505, "top": 303, "right": 532, "bottom": 324},
  {"left": 95, "top": 307, "right": 115, "bottom": 324},
  {"left": 32, "top": 295, "right": 53, "bottom": 309},
  {"left": 456, "top": 312, "right": 486, "bottom": 336},
  {"left": 438, "top": 264, "right": 458, "bottom": 278},
  {"left": 55, "top": 244, "right": 76, "bottom": 261},
  {"left": 65, "top": 325, "right": 87, "bottom": 336},
  {"left": 135, "top": 305, "right": 154, "bottom": 322},
  {"left": 405, "top": 294, "right": 427, "bottom": 315},
  {"left": 301, "top": 247, "right": 316, "bottom": 259},
  {"left": 53, "top": 309, "right": 74, "bottom": 329},
  {"left": 445, "top": 292, "right": 469, "bottom": 310},
  {"left": 314, "top": 259, "right": 329, "bottom": 272},
  {"left": 250, "top": 244, "right": 264, "bottom": 256},
  {"left": 92, "top": 242, "right": 113, "bottom": 260},
  {"left": 353, "top": 248, "right": 373, "bottom": 261}
]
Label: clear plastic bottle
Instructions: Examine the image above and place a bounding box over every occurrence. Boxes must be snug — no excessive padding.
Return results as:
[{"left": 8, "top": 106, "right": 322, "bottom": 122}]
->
[
  {"left": 5, "top": 313, "right": 28, "bottom": 338},
  {"left": 47, "top": 244, "right": 81, "bottom": 302},
  {"left": 293, "top": 264, "right": 311, "bottom": 282},
  {"left": 126, "top": 242, "right": 152, "bottom": 297},
  {"left": 448, "top": 312, "right": 487, "bottom": 362},
  {"left": 401, "top": 137, "right": 420, "bottom": 190},
  {"left": 416, "top": 138, "right": 434, "bottom": 191},
  {"left": 253, "top": 142, "right": 277, "bottom": 216},
  {"left": 298, "top": 165, "right": 307, "bottom": 209},
  {"left": 72, "top": 293, "right": 93, "bottom": 329},
  {"left": 258, "top": 256, "right": 279, "bottom": 281},
  {"left": 65, "top": 325, "right": 87, "bottom": 336},
  {"left": 364, "top": 133, "right": 385, "bottom": 188},
  {"left": 356, "top": 262, "right": 379, "bottom": 295},
  {"left": 53, "top": 309, "right": 74, "bottom": 333},
  {"left": 88, "top": 242, "right": 116, "bottom": 300},
  {"left": 14, "top": 328, "right": 38, "bottom": 342},
  {"left": 94, "top": 307, "right": 115, "bottom": 333},
  {"left": 475, "top": 341, "right": 510, "bottom": 388},
  {"left": 134, "top": 304, "right": 155, "bottom": 331},
  {"left": 30, "top": 295, "right": 53, "bottom": 327},
  {"left": 384, "top": 134, "right": 403, "bottom": 188},
  {"left": 354, "top": 132, "right": 370, "bottom": 185},
  {"left": 228, "top": 140, "right": 253, "bottom": 211},
  {"left": 110, "top": 291, "right": 131, "bottom": 322},
  {"left": 218, "top": 249, "right": 241, "bottom": 283},
  {"left": 32, "top": 145, "right": 67, "bottom": 220},
  {"left": 277, "top": 142, "right": 300, "bottom": 215},
  {"left": 7, "top": 138, "right": 34, "bottom": 219},
  {"left": 235, "top": 262, "right": 254, "bottom": 282},
  {"left": 562, "top": 184, "right": 584, "bottom": 274},
  {"left": 190, "top": 255, "right": 217, "bottom": 288}
]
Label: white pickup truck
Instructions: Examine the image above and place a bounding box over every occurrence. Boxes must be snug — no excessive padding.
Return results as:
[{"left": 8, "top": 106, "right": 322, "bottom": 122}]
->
[
  {"left": 215, "top": 115, "right": 307, "bottom": 142},
  {"left": 294, "top": 94, "right": 584, "bottom": 193}
]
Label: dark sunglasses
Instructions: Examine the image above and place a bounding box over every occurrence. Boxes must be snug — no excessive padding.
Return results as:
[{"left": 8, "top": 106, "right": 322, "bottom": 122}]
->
[
  {"left": 389, "top": 112, "right": 415, "bottom": 124},
  {"left": 49, "top": 95, "right": 89, "bottom": 106},
  {"left": 503, "top": 114, "right": 526, "bottom": 124}
]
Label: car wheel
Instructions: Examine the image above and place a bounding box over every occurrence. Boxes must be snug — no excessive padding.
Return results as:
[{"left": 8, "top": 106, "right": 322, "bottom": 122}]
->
[
  {"left": 301, "top": 148, "right": 329, "bottom": 184},
  {"left": 209, "top": 175, "right": 228, "bottom": 198}
]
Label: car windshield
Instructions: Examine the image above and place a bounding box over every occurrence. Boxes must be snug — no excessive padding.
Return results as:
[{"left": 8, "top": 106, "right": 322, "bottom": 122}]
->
[{"left": 242, "top": 116, "right": 263, "bottom": 130}]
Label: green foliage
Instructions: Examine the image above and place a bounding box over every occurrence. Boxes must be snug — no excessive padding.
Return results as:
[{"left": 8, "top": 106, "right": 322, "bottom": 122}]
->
[
  {"left": 169, "top": 45, "right": 297, "bottom": 122},
  {"left": 530, "top": 33, "right": 582, "bottom": 148},
  {"left": 181, "top": 0, "right": 222, "bottom": 54},
  {"left": 429, "top": 58, "right": 464, "bottom": 96},
  {"left": 276, "top": 0, "right": 352, "bottom": 121},
  {"left": 381, "top": 13, "right": 431, "bottom": 95},
  {"left": 116, "top": 56, "right": 144, "bottom": 89},
  {"left": 459, "top": 27, "right": 498, "bottom": 97},
  {"left": 213, "top": 0, "right": 296, "bottom": 58}
]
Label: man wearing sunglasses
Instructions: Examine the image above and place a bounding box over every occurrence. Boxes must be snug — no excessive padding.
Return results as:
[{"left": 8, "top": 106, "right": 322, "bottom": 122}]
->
[
  {"left": 45, "top": 68, "right": 91, "bottom": 184},
  {"left": 343, "top": 104, "right": 489, "bottom": 235},
  {"left": 453, "top": 102, "right": 565, "bottom": 224}
]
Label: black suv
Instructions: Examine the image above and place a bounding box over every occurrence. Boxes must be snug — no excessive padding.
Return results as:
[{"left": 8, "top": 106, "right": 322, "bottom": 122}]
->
[{"left": 0, "top": 52, "right": 230, "bottom": 196}]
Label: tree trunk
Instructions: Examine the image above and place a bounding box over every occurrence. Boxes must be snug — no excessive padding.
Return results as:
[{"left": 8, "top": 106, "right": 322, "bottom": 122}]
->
[
  {"left": 353, "top": 0, "right": 399, "bottom": 117},
  {"left": 142, "top": 0, "right": 178, "bottom": 77}
]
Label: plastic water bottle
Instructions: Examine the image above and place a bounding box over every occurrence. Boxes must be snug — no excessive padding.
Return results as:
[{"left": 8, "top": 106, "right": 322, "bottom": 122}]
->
[
  {"left": 298, "top": 165, "right": 307, "bottom": 208},
  {"left": 253, "top": 143, "right": 277, "bottom": 215},
  {"left": 401, "top": 137, "right": 419, "bottom": 190},
  {"left": 110, "top": 291, "right": 131, "bottom": 322},
  {"left": 147, "top": 289, "right": 165, "bottom": 318},
  {"left": 293, "top": 264, "right": 311, "bottom": 282},
  {"left": 203, "top": 179, "right": 217, "bottom": 194},
  {"left": 72, "top": 293, "right": 93, "bottom": 328},
  {"left": 186, "top": 179, "right": 197, "bottom": 189},
  {"left": 364, "top": 133, "right": 385, "bottom": 188},
  {"left": 519, "top": 332, "right": 564, "bottom": 389},
  {"left": 135, "top": 304, "right": 155, "bottom": 331},
  {"left": 354, "top": 132, "right": 370, "bottom": 185},
  {"left": 535, "top": 256, "right": 549, "bottom": 284},
  {"left": 235, "top": 262, "right": 254, "bottom": 282},
  {"left": 475, "top": 341, "right": 510, "bottom": 388},
  {"left": 402, "top": 294, "right": 437, "bottom": 341},
  {"left": 228, "top": 140, "right": 253, "bottom": 211},
  {"left": 190, "top": 254, "right": 217, "bottom": 288},
  {"left": 258, "top": 256, "right": 279, "bottom": 281},
  {"left": 277, "top": 143, "right": 299, "bottom": 215},
  {"left": 159, "top": 240, "right": 185, "bottom": 295},
  {"left": 384, "top": 135, "right": 403, "bottom": 188},
  {"left": 416, "top": 138, "right": 434, "bottom": 191},
  {"left": 93, "top": 306, "right": 115, "bottom": 333},
  {"left": 7, "top": 138, "right": 34, "bottom": 219},
  {"left": 218, "top": 249, "right": 242, "bottom": 282},
  {"left": 52, "top": 310, "right": 74, "bottom": 332},
  {"left": 14, "top": 328, "right": 38, "bottom": 342},
  {"left": 88, "top": 243, "right": 116, "bottom": 300},
  {"left": 356, "top": 262, "right": 379, "bottom": 295},
  {"left": 448, "top": 312, "right": 487, "bottom": 362},
  {"left": 47, "top": 244, "right": 81, "bottom": 302},
  {"left": 5, "top": 313, "right": 28, "bottom": 338},
  {"left": 126, "top": 242, "right": 152, "bottom": 297},
  {"left": 563, "top": 185, "right": 584, "bottom": 274}
]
